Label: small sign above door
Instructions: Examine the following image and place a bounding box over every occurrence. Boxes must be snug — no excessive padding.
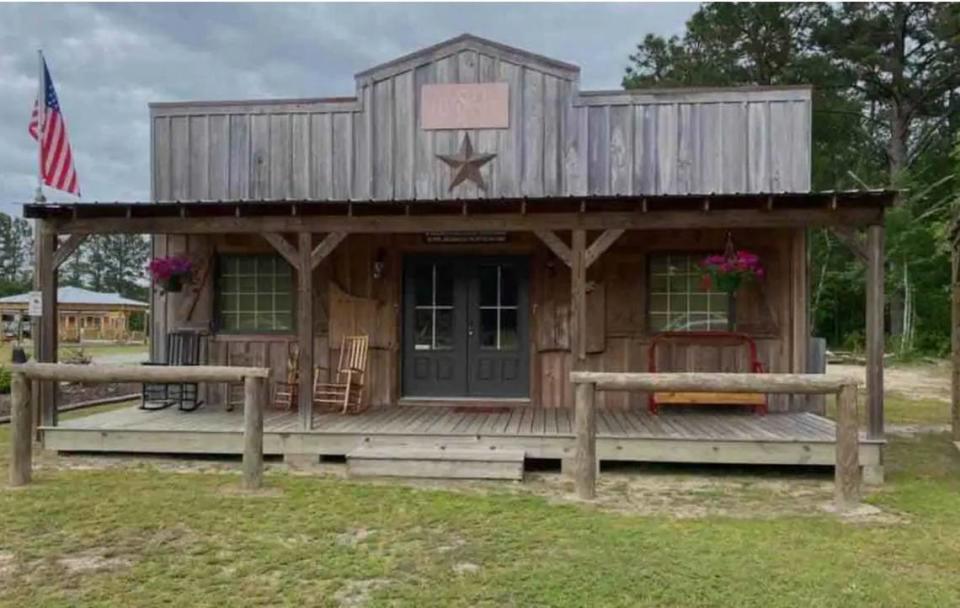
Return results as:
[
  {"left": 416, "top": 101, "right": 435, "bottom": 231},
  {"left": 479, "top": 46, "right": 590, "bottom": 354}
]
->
[
  {"left": 423, "top": 231, "right": 508, "bottom": 244},
  {"left": 421, "top": 83, "right": 509, "bottom": 130}
]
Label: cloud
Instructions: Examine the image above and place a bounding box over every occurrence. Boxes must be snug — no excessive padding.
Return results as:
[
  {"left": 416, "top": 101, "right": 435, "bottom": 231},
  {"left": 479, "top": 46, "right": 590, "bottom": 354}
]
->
[{"left": 0, "top": 2, "right": 695, "bottom": 215}]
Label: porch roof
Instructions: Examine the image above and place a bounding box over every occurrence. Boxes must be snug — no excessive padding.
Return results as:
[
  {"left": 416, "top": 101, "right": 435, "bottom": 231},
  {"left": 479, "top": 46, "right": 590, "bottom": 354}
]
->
[{"left": 22, "top": 189, "right": 895, "bottom": 234}]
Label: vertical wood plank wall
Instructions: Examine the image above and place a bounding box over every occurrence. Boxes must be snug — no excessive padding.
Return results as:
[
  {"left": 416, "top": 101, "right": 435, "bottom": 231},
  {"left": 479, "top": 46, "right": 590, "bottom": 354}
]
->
[
  {"left": 153, "top": 228, "right": 807, "bottom": 413},
  {"left": 150, "top": 47, "right": 811, "bottom": 203}
]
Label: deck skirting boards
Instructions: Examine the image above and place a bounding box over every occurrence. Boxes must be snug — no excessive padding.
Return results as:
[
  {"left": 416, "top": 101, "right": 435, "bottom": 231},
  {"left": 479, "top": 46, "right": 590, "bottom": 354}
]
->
[{"left": 43, "top": 427, "right": 882, "bottom": 468}]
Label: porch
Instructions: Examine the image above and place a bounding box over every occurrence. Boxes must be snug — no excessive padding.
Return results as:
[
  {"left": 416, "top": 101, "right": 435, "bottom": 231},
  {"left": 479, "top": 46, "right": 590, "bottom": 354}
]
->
[{"left": 42, "top": 402, "right": 883, "bottom": 473}]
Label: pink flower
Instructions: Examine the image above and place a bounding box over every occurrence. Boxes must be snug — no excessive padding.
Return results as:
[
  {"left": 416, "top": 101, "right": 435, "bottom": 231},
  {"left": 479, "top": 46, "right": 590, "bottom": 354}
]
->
[{"left": 148, "top": 256, "right": 192, "bottom": 283}]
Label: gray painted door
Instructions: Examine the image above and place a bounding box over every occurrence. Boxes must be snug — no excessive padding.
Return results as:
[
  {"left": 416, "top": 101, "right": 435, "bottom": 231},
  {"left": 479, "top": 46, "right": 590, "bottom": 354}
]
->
[{"left": 403, "top": 256, "right": 529, "bottom": 398}]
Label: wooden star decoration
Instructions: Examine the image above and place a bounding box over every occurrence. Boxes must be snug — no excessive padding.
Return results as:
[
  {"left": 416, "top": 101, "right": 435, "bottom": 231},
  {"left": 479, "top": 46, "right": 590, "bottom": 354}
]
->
[{"left": 435, "top": 134, "right": 496, "bottom": 192}]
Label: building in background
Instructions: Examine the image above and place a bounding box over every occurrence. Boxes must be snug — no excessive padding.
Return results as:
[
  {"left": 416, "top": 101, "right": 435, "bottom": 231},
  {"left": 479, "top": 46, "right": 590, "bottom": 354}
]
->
[{"left": 0, "top": 286, "right": 148, "bottom": 343}]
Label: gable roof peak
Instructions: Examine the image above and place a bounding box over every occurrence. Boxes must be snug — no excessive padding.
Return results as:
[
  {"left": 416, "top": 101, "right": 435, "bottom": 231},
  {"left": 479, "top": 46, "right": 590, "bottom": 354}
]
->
[{"left": 355, "top": 33, "right": 580, "bottom": 83}]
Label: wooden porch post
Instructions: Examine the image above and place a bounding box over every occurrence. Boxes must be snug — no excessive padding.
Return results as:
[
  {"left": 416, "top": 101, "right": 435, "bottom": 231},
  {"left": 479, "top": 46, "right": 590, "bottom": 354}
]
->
[
  {"left": 570, "top": 229, "right": 587, "bottom": 363},
  {"left": 865, "top": 224, "right": 884, "bottom": 440},
  {"left": 243, "top": 375, "right": 264, "bottom": 490},
  {"left": 834, "top": 383, "right": 861, "bottom": 509},
  {"left": 573, "top": 380, "right": 596, "bottom": 499},
  {"left": 33, "top": 220, "right": 58, "bottom": 429},
  {"left": 9, "top": 371, "right": 32, "bottom": 487},
  {"left": 297, "top": 233, "right": 314, "bottom": 430}
]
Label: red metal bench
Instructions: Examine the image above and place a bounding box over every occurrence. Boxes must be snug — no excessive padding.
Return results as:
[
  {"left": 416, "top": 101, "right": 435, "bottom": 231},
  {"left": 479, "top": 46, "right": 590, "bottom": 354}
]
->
[{"left": 647, "top": 331, "right": 767, "bottom": 415}]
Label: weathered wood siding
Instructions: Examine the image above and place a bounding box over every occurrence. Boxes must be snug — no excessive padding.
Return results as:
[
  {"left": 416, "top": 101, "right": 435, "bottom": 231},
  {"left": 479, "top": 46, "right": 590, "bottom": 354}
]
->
[
  {"left": 155, "top": 228, "right": 808, "bottom": 412},
  {"left": 150, "top": 38, "right": 811, "bottom": 202}
]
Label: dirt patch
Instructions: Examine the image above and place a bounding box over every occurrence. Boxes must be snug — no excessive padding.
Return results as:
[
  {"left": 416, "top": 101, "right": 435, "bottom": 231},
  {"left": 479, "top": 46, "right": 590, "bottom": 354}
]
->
[
  {"left": 335, "top": 528, "right": 375, "bottom": 547},
  {"left": 887, "top": 423, "right": 952, "bottom": 436},
  {"left": 58, "top": 549, "right": 133, "bottom": 574},
  {"left": 333, "top": 578, "right": 393, "bottom": 607},
  {"left": 452, "top": 562, "right": 480, "bottom": 575},
  {"left": 820, "top": 502, "right": 907, "bottom": 525},
  {"left": 519, "top": 470, "right": 908, "bottom": 523},
  {"left": 827, "top": 362, "right": 950, "bottom": 402},
  {"left": 0, "top": 552, "right": 15, "bottom": 579}
]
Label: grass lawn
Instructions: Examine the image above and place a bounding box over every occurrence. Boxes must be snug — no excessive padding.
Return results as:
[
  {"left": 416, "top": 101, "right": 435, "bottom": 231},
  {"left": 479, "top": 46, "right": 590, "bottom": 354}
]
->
[
  {"left": 0, "top": 341, "right": 148, "bottom": 365},
  {"left": 825, "top": 391, "right": 951, "bottom": 427},
  {"left": 1, "top": 403, "right": 959, "bottom": 606}
]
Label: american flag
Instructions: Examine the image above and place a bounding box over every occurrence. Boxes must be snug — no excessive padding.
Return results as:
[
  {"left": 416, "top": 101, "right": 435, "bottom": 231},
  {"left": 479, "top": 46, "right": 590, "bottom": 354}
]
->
[{"left": 28, "top": 56, "right": 80, "bottom": 196}]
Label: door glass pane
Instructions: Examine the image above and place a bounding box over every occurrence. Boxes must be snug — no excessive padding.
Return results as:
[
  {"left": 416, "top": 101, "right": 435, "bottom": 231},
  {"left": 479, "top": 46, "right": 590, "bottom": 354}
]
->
[
  {"left": 436, "top": 265, "right": 454, "bottom": 306},
  {"left": 500, "top": 309, "right": 518, "bottom": 351},
  {"left": 414, "top": 309, "right": 432, "bottom": 350},
  {"left": 479, "top": 309, "right": 498, "bottom": 349},
  {"left": 501, "top": 266, "right": 518, "bottom": 306},
  {"left": 478, "top": 265, "right": 498, "bottom": 307},
  {"left": 413, "top": 265, "right": 432, "bottom": 306},
  {"left": 435, "top": 309, "right": 454, "bottom": 350}
]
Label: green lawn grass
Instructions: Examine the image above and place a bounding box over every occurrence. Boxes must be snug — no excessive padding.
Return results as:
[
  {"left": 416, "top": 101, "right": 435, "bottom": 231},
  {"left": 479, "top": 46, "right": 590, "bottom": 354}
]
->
[
  {"left": 1, "top": 404, "right": 959, "bottom": 606},
  {"left": 0, "top": 341, "right": 148, "bottom": 365},
  {"left": 825, "top": 391, "right": 951, "bottom": 426}
]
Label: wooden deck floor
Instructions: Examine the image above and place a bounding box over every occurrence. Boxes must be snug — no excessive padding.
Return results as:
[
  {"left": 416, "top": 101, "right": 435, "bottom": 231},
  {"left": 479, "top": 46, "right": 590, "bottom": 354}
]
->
[{"left": 43, "top": 404, "right": 883, "bottom": 469}]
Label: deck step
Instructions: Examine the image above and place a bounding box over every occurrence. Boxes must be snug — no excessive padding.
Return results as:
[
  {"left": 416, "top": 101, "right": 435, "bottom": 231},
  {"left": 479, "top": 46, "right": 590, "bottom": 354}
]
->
[{"left": 346, "top": 447, "right": 525, "bottom": 480}]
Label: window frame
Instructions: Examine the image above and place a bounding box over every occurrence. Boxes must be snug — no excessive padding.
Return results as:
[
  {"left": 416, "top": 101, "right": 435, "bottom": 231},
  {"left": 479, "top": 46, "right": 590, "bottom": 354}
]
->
[
  {"left": 214, "top": 253, "right": 296, "bottom": 335},
  {"left": 646, "top": 251, "right": 731, "bottom": 334}
]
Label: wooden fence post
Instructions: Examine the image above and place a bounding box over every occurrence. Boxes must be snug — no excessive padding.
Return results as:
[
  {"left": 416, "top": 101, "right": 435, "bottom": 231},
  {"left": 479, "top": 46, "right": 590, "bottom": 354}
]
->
[
  {"left": 243, "top": 376, "right": 264, "bottom": 490},
  {"left": 574, "top": 381, "right": 597, "bottom": 499},
  {"left": 834, "top": 383, "right": 861, "bottom": 509},
  {"left": 10, "top": 372, "right": 32, "bottom": 487}
]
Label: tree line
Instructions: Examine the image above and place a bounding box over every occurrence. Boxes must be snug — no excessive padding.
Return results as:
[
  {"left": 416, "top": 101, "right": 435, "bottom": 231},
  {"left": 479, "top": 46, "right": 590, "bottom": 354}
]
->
[
  {"left": 0, "top": 212, "right": 150, "bottom": 302},
  {"left": 625, "top": 2, "right": 959, "bottom": 355}
]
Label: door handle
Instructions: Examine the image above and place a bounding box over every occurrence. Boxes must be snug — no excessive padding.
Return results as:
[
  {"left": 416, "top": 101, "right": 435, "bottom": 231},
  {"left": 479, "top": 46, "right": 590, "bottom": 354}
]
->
[{"left": 468, "top": 322, "right": 475, "bottom": 337}]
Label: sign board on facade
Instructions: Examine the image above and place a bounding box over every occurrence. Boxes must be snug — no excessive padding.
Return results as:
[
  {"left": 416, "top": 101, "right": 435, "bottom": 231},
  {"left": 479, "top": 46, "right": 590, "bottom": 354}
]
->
[
  {"left": 421, "top": 83, "right": 510, "bottom": 130},
  {"left": 28, "top": 291, "right": 42, "bottom": 317},
  {"left": 423, "top": 231, "right": 508, "bottom": 244}
]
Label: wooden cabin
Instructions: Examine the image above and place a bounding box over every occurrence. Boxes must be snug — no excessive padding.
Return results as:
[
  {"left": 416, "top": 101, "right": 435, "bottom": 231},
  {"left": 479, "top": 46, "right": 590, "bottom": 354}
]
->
[
  {"left": 0, "top": 286, "right": 147, "bottom": 343},
  {"left": 28, "top": 35, "right": 891, "bottom": 481}
]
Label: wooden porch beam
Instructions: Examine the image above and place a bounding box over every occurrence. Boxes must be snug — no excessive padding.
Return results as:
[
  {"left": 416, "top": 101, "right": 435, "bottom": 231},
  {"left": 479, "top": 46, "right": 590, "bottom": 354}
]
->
[
  {"left": 865, "top": 224, "right": 884, "bottom": 440},
  {"left": 297, "top": 232, "right": 314, "bottom": 430},
  {"left": 261, "top": 233, "right": 300, "bottom": 270},
  {"left": 47, "top": 207, "right": 886, "bottom": 236},
  {"left": 571, "top": 229, "right": 587, "bottom": 362},
  {"left": 585, "top": 228, "right": 625, "bottom": 268},
  {"left": 310, "top": 232, "right": 347, "bottom": 269},
  {"left": 51, "top": 234, "right": 88, "bottom": 270},
  {"left": 534, "top": 230, "right": 572, "bottom": 267},
  {"left": 33, "top": 220, "right": 58, "bottom": 429}
]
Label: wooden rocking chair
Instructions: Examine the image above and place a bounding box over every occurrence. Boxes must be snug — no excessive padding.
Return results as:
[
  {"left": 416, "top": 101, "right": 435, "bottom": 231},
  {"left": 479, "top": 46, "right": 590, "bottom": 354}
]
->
[
  {"left": 272, "top": 345, "right": 300, "bottom": 410},
  {"left": 313, "top": 335, "right": 369, "bottom": 414}
]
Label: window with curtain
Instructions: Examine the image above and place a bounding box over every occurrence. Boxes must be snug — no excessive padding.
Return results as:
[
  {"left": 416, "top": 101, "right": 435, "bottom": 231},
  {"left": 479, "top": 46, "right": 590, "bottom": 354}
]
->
[
  {"left": 648, "top": 253, "right": 729, "bottom": 332},
  {"left": 216, "top": 254, "right": 294, "bottom": 332}
]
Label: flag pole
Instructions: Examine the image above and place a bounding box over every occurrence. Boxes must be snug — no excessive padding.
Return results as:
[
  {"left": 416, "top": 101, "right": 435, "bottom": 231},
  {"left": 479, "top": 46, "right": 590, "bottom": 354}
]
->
[{"left": 34, "top": 49, "right": 46, "bottom": 203}]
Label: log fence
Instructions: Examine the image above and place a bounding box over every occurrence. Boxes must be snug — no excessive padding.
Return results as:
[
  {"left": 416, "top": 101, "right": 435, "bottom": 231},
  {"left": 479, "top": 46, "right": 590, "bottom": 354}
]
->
[
  {"left": 7, "top": 363, "right": 271, "bottom": 491},
  {"left": 569, "top": 372, "right": 863, "bottom": 510}
]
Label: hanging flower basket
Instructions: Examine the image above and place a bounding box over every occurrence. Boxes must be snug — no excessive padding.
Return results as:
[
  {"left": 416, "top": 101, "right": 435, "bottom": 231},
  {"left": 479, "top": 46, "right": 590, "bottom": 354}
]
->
[
  {"left": 700, "top": 250, "right": 764, "bottom": 331},
  {"left": 148, "top": 256, "right": 193, "bottom": 293},
  {"left": 700, "top": 250, "right": 765, "bottom": 294}
]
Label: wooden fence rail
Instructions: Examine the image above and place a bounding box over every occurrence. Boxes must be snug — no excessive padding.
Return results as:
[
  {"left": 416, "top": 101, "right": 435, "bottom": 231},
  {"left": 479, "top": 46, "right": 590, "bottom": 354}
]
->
[
  {"left": 569, "top": 372, "right": 862, "bottom": 511},
  {"left": 7, "top": 363, "right": 271, "bottom": 491}
]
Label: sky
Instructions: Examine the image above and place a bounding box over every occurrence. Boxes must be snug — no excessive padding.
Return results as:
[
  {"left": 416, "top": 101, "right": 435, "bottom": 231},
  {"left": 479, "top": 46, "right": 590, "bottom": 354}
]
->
[{"left": 0, "top": 2, "right": 696, "bottom": 216}]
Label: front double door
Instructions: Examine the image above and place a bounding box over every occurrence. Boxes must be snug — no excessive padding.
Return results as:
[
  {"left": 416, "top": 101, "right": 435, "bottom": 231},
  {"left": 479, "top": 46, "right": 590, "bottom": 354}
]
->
[{"left": 403, "top": 256, "right": 529, "bottom": 398}]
